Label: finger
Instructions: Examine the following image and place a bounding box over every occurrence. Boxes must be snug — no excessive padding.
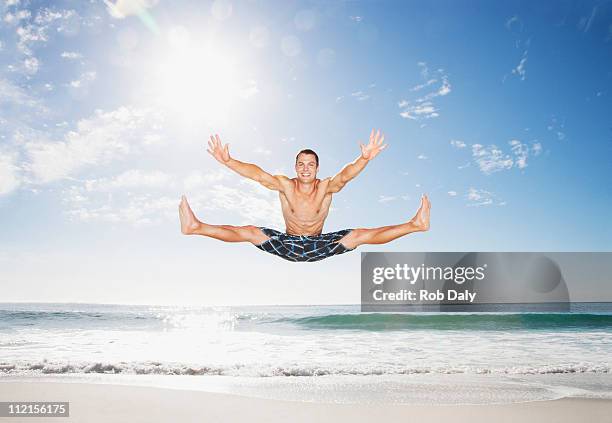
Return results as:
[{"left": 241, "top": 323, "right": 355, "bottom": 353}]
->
[
  {"left": 206, "top": 148, "right": 214, "bottom": 156},
  {"left": 376, "top": 129, "right": 380, "bottom": 143},
  {"left": 215, "top": 134, "right": 222, "bottom": 147},
  {"left": 379, "top": 133, "right": 385, "bottom": 145},
  {"left": 210, "top": 135, "right": 217, "bottom": 148},
  {"left": 380, "top": 144, "right": 388, "bottom": 150},
  {"left": 208, "top": 139, "right": 215, "bottom": 150},
  {"left": 370, "top": 128, "right": 375, "bottom": 141}
]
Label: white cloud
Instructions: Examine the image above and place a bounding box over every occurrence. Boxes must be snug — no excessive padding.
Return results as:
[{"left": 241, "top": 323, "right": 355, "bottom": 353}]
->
[
  {"left": 9, "top": 7, "right": 80, "bottom": 82},
  {"left": 59, "top": 167, "right": 286, "bottom": 228},
  {"left": 351, "top": 90, "right": 369, "bottom": 101},
  {"left": 410, "top": 78, "right": 437, "bottom": 92},
  {"left": 16, "top": 8, "right": 79, "bottom": 55},
  {"left": 447, "top": 191, "right": 457, "bottom": 196},
  {"left": 3, "top": 9, "right": 30, "bottom": 24},
  {"left": 417, "top": 154, "right": 427, "bottom": 160},
  {"left": 512, "top": 50, "right": 528, "bottom": 81},
  {"left": 0, "top": 78, "right": 43, "bottom": 110},
  {"left": 546, "top": 117, "right": 566, "bottom": 141},
  {"left": 67, "top": 70, "right": 96, "bottom": 88},
  {"left": 203, "top": 181, "right": 285, "bottom": 229},
  {"left": 399, "top": 62, "right": 451, "bottom": 121},
  {"left": 532, "top": 142, "right": 542, "bottom": 155},
  {"left": 472, "top": 143, "right": 513, "bottom": 174},
  {"left": 83, "top": 169, "right": 174, "bottom": 192},
  {"left": 0, "top": 151, "right": 20, "bottom": 195},
  {"left": 509, "top": 139, "right": 528, "bottom": 169},
  {"left": 254, "top": 146, "right": 272, "bottom": 155},
  {"left": 505, "top": 15, "right": 523, "bottom": 32},
  {"left": 579, "top": 5, "right": 599, "bottom": 33},
  {"left": 466, "top": 188, "right": 505, "bottom": 207},
  {"left": 400, "top": 101, "right": 439, "bottom": 120},
  {"left": 182, "top": 169, "right": 229, "bottom": 191},
  {"left": 61, "top": 169, "right": 178, "bottom": 226},
  {"left": 450, "top": 139, "right": 466, "bottom": 148},
  {"left": 34, "top": 8, "right": 77, "bottom": 24},
  {"left": 23, "top": 56, "right": 39, "bottom": 74},
  {"left": 61, "top": 51, "right": 82, "bottom": 60},
  {"left": 471, "top": 140, "right": 542, "bottom": 174},
  {"left": 16, "top": 25, "right": 47, "bottom": 55},
  {"left": 378, "top": 195, "right": 397, "bottom": 203},
  {"left": 65, "top": 192, "right": 176, "bottom": 227},
  {"left": 24, "top": 106, "right": 164, "bottom": 183},
  {"left": 417, "top": 61, "right": 429, "bottom": 78},
  {"left": 436, "top": 75, "right": 451, "bottom": 96}
]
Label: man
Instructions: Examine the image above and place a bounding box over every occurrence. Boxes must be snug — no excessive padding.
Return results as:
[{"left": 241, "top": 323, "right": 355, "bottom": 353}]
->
[{"left": 178, "top": 129, "right": 431, "bottom": 262}]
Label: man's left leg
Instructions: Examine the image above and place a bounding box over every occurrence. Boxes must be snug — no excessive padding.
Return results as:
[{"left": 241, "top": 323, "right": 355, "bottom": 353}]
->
[{"left": 338, "top": 195, "right": 430, "bottom": 250}]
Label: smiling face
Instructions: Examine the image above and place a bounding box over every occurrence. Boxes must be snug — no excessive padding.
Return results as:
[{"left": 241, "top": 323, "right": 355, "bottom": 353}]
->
[{"left": 295, "top": 152, "right": 319, "bottom": 183}]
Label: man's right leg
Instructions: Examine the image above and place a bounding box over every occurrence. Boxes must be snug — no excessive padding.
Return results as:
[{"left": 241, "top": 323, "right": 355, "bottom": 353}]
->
[{"left": 178, "top": 196, "right": 270, "bottom": 245}]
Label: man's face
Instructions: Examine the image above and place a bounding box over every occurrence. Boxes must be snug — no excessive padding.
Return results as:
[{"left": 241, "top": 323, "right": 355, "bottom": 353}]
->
[{"left": 295, "top": 153, "right": 318, "bottom": 183}]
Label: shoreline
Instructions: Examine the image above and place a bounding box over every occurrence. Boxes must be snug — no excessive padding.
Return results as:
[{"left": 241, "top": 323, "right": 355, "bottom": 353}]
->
[
  {"left": 2, "top": 372, "right": 611, "bottom": 405},
  {"left": 1, "top": 381, "right": 612, "bottom": 423}
]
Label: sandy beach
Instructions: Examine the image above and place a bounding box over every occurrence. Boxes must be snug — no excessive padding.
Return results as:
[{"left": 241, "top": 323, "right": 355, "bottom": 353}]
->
[{"left": 0, "top": 382, "right": 610, "bottom": 423}]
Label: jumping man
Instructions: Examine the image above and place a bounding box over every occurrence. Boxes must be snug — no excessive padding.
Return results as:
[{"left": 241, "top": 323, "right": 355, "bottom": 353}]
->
[{"left": 178, "top": 129, "right": 431, "bottom": 262}]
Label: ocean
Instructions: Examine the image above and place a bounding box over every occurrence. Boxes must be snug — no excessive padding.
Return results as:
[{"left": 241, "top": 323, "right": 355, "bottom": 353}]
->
[{"left": 1, "top": 302, "right": 611, "bottom": 405}]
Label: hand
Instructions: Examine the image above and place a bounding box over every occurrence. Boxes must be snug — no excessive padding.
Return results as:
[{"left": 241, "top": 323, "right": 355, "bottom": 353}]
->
[
  {"left": 206, "top": 134, "right": 231, "bottom": 164},
  {"left": 360, "top": 128, "right": 387, "bottom": 160}
]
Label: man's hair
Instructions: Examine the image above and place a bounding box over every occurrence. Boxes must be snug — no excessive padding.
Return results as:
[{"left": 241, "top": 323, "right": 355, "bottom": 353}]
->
[{"left": 295, "top": 149, "right": 319, "bottom": 166}]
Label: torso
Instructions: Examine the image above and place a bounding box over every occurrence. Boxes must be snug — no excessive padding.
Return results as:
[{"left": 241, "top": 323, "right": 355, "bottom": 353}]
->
[{"left": 279, "top": 178, "right": 333, "bottom": 235}]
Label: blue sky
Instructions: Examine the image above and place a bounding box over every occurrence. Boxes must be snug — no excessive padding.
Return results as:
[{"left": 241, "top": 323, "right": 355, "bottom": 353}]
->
[{"left": 1, "top": 0, "right": 611, "bottom": 305}]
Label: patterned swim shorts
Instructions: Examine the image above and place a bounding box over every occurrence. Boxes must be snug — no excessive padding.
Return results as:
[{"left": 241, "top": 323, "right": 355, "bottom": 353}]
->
[{"left": 254, "top": 227, "right": 355, "bottom": 262}]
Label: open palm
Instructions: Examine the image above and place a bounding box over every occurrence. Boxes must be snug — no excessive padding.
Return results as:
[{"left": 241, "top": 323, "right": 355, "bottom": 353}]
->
[
  {"left": 206, "top": 134, "right": 231, "bottom": 164},
  {"left": 360, "top": 128, "right": 387, "bottom": 160}
]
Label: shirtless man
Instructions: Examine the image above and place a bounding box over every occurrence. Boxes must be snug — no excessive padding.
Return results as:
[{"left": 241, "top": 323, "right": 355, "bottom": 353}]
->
[{"left": 178, "top": 129, "right": 431, "bottom": 262}]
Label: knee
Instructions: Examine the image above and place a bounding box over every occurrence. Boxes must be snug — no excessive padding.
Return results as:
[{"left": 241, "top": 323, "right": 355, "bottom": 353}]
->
[
  {"left": 242, "top": 225, "right": 268, "bottom": 244},
  {"left": 340, "top": 228, "right": 368, "bottom": 249},
  {"left": 242, "top": 225, "right": 260, "bottom": 235},
  {"left": 350, "top": 228, "right": 369, "bottom": 241}
]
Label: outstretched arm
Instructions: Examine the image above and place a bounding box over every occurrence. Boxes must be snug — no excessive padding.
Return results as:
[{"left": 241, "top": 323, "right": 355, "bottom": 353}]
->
[
  {"left": 327, "top": 128, "right": 387, "bottom": 193},
  {"left": 206, "top": 134, "right": 289, "bottom": 192}
]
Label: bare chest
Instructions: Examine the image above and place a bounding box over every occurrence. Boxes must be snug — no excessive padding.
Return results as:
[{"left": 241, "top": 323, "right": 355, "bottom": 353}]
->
[{"left": 279, "top": 188, "right": 331, "bottom": 220}]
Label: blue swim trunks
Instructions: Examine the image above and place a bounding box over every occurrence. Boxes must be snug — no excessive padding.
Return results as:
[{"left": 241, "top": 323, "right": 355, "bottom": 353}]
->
[{"left": 254, "top": 227, "right": 355, "bottom": 262}]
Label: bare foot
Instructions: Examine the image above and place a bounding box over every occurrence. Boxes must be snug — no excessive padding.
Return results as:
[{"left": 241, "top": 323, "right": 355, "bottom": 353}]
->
[
  {"left": 178, "top": 195, "right": 201, "bottom": 235},
  {"left": 409, "top": 194, "right": 431, "bottom": 231}
]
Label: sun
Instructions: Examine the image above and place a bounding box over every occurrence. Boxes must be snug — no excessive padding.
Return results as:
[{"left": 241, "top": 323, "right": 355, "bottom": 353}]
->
[{"left": 152, "top": 27, "right": 239, "bottom": 125}]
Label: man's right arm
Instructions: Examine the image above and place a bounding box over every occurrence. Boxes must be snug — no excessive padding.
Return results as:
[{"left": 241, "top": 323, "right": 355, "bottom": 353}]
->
[
  {"left": 225, "top": 158, "right": 290, "bottom": 191},
  {"left": 207, "top": 134, "right": 289, "bottom": 192}
]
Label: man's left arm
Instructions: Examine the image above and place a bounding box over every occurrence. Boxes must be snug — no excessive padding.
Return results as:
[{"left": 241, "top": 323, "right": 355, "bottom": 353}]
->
[{"left": 327, "top": 128, "right": 387, "bottom": 193}]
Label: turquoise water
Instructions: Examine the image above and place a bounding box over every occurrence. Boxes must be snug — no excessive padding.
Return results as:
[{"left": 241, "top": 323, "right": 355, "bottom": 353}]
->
[{"left": 1, "top": 302, "right": 611, "bottom": 404}]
